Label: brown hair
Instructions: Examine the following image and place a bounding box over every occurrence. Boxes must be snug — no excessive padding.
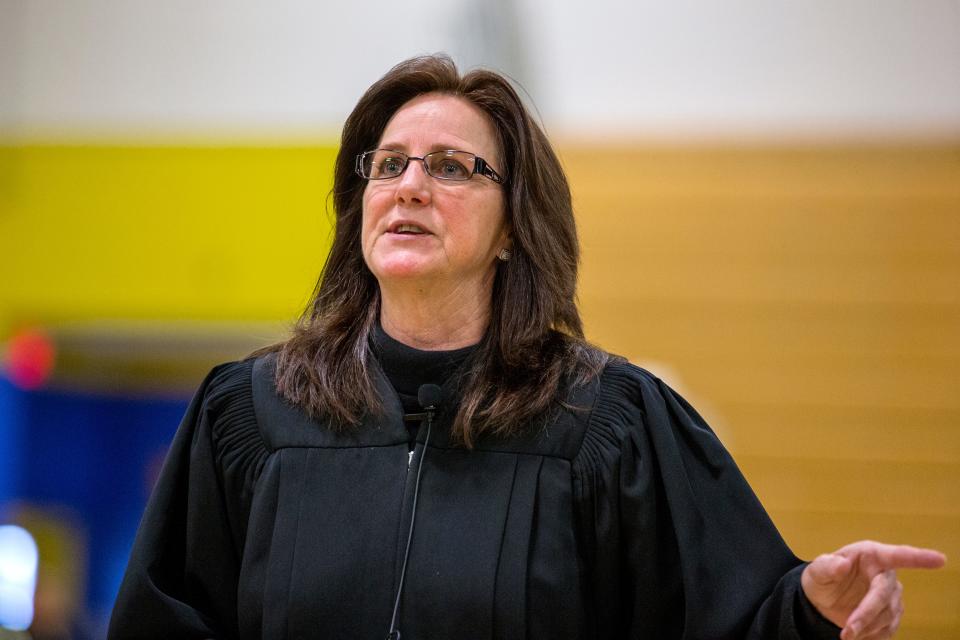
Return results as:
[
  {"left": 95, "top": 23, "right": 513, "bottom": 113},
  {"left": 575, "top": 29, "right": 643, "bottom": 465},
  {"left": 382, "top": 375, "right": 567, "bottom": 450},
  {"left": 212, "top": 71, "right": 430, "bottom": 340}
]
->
[{"left": 269, "top": 54, "right": 609, "bottom": 446}]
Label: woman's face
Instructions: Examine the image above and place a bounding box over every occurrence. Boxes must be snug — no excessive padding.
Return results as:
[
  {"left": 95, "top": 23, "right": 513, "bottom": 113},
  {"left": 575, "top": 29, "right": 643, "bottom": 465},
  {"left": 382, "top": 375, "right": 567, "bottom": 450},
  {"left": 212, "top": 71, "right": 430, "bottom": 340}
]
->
[{"left": 361, "top": 93, "right": 508, "bottom": 294}]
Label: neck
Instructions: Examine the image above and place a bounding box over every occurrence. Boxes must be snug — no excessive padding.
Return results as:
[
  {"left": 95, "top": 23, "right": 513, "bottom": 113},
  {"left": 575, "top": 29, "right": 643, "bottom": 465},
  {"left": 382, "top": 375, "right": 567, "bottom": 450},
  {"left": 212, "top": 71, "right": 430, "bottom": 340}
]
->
[{"left": 379, "top": 278, "right": 492, "bottom": 350}]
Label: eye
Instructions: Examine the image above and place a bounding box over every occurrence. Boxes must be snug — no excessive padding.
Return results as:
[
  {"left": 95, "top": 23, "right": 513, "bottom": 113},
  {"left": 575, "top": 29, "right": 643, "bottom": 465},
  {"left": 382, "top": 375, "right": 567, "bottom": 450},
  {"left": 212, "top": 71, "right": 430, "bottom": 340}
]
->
[
  {"left": 431, "top": 156, "right": 470, "bottom": 179},
  {"left": 379, "top": 156, "right": 405, "bottom": 177}
]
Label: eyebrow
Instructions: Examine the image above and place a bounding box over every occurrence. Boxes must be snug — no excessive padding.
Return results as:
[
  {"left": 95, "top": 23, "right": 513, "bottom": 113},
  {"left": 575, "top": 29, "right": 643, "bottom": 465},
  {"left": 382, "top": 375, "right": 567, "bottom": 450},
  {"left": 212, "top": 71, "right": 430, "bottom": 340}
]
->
[{"left": 376, "top": 142, "right": 478, "bottom": 155}]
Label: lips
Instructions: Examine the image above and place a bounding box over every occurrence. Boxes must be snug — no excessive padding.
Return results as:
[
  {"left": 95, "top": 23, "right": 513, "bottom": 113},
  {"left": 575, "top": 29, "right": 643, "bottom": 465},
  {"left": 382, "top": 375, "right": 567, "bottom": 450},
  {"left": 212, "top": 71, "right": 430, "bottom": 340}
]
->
[{"left": 387, "top": 221, "right": 430, "bottom": 235}]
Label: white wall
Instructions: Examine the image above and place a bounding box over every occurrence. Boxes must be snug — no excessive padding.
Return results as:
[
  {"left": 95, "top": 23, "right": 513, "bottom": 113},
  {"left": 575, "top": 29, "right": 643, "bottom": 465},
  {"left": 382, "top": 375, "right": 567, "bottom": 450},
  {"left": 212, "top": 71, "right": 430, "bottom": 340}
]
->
[
  {"left": 531, "top": 1, "right": 960, "bottom": 139},
  {"left": 2, "top": 0, "right": 958, "bottom": 140}
]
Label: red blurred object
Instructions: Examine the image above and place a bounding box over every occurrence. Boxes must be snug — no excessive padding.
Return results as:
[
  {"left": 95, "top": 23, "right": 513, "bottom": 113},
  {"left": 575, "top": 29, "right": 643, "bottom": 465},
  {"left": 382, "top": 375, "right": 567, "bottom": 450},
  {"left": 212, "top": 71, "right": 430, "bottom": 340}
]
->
[{"left": 5, "top": 328, "right": 57, "bottom": 390}]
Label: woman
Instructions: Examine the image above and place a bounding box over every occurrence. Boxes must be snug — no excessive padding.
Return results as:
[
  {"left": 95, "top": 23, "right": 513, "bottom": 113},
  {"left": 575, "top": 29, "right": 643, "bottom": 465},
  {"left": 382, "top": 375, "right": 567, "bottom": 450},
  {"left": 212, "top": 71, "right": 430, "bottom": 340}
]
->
[{"left": 109, "top": 55, "right": 944, "bottom": 639}]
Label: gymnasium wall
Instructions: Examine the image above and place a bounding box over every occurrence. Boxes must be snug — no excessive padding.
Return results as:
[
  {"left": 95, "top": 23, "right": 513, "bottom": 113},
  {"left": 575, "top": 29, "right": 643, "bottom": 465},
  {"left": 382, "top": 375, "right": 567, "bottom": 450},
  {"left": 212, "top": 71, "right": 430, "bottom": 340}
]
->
[
  {"left": 2, "top": 139, "right": 957, "bottom": 637},
  {"left": 2, "top": 1, "right": 958, "bottom": 637},
  {"left": 568, "top": 143, "right": 960, "bottom": 639}
]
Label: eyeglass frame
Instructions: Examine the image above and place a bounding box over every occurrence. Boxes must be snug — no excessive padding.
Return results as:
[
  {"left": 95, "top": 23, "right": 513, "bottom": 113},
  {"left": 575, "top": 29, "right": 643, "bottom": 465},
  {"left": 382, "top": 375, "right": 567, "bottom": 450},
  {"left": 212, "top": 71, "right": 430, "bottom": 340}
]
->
[{"left": 355, "top": 148, "right": 504, "bottom": 184}]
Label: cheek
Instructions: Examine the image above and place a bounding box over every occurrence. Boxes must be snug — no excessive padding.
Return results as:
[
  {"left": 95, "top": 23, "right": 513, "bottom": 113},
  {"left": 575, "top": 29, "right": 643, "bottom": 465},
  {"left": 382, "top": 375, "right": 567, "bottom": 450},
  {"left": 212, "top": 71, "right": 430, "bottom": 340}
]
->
[
  {"left": 480, "top": 196, "right": 509, "bottom": 250},
  {"left": 359, "top": 207, "right": 372, "bottom": 253},
  {"left": 360, "top": 191, "right": 386, "bottom": 248},
  {"left": 450, "top": 199, "right": 506, "bottom": 260}
]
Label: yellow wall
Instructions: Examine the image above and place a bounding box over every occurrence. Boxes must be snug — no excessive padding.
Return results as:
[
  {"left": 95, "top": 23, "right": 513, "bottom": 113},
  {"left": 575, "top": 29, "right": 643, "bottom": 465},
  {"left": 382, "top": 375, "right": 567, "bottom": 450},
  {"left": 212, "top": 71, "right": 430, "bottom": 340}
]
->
[{"left": 0, "top": 144, "right": 338, "bottom": 335}]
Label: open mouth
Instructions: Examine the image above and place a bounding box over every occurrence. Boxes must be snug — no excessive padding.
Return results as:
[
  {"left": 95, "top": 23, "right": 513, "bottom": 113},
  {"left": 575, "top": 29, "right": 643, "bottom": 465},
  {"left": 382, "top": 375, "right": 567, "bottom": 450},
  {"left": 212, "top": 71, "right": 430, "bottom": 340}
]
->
[{"left": 389, "top": 223, "right": 429, "bottom": 235}]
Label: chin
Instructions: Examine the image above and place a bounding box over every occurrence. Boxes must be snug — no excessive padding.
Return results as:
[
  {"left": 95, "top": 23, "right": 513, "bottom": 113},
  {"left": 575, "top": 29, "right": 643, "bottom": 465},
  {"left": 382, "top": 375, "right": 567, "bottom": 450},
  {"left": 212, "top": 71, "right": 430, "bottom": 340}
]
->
[{"left": 370, "top": 257, "right": 437, "bottom": 281}]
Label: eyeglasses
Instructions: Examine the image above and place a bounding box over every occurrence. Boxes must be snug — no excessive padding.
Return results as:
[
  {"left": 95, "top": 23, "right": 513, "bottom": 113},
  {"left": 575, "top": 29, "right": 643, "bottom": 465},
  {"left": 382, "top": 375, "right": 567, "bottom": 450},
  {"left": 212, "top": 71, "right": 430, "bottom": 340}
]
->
[{"left": 356, "top": 149, "right": 503, "bottom": 184}]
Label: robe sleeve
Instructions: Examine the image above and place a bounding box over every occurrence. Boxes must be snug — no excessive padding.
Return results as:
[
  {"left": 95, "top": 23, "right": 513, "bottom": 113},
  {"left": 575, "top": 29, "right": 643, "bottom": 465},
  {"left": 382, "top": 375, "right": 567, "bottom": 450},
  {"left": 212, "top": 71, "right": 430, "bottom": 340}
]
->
[
  {"left": 108, "top": 359, "right": 266, "bottom": 640},
  {"left": 573, "top": 362, "right": 841, "bottom": 639}
]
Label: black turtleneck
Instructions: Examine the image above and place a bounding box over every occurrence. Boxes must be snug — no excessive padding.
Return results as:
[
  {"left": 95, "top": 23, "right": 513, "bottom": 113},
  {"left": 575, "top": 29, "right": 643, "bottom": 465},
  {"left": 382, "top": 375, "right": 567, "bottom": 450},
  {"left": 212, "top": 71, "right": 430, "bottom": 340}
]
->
[{"left": 371, "top": 324, "right": 477, "bottom": 424}]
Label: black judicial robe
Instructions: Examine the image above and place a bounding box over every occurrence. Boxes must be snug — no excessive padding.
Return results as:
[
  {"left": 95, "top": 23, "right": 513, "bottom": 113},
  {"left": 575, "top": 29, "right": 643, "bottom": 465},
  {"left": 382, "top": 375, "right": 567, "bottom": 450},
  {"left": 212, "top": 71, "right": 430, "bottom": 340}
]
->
[{"left": 108, "top": 354, "right": 840, "bottom": 639}]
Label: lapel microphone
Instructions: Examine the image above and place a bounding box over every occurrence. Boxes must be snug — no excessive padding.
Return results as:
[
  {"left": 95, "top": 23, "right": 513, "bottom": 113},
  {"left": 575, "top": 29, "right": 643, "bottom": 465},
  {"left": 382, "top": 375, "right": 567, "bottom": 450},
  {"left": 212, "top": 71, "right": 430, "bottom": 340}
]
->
[{"left": 386, "top": 383, "right": 442, "bottom": 640}]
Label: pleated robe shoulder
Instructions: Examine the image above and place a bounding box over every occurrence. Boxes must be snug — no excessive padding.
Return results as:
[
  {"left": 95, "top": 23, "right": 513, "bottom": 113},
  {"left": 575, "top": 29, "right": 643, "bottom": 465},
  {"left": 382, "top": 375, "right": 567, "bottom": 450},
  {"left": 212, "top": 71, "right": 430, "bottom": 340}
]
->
[{"left": 108, "top": 353, "right": 841, "bottom": 640}]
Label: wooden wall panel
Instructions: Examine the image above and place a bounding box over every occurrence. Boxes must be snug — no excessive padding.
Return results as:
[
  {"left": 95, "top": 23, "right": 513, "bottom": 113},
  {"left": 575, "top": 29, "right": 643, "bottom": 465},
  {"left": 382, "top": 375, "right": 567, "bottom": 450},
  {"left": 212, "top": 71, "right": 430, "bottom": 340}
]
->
[{"left": 565, "top": 144, "right": 960, "bottom": 638}]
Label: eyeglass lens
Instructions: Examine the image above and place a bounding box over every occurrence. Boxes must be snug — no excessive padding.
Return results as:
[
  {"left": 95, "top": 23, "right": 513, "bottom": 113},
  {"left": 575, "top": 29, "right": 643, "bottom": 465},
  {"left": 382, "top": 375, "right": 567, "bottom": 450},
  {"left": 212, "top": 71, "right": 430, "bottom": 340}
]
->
[{"left": 362, "top": 150, "right": 477, "bottom": 181}]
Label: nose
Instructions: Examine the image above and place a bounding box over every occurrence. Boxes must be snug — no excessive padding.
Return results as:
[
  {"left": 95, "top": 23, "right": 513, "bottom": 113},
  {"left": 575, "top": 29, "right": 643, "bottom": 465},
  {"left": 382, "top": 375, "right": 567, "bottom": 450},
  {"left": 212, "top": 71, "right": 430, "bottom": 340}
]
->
[{"left": 395, "top": 158, "right": 432, "bottom": 206}]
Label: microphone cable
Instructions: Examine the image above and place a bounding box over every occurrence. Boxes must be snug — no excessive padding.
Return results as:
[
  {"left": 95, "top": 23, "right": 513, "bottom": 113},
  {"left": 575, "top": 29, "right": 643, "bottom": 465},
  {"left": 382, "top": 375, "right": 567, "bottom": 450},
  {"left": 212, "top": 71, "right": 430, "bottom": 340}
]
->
[{"left": 386, "top": 383, "right": 442, "bottom": 640}]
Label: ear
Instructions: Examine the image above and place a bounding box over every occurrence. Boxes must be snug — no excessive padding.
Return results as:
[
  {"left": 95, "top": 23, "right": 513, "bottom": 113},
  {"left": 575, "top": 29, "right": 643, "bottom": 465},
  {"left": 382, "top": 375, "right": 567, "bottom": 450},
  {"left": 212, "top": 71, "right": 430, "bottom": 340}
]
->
[
  {"left": 495, "top": 226, "right": 514, "bottom": 263},
  {"left": 500, "top": 222, "right": 514, "bottom": 250}
]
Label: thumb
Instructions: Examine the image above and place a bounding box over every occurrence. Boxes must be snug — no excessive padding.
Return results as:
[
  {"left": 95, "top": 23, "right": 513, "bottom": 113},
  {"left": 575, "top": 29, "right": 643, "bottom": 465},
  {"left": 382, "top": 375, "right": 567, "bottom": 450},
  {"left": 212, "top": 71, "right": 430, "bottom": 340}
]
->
[{"left": 807, "top": 553, "right": 853, "bottom": 586}]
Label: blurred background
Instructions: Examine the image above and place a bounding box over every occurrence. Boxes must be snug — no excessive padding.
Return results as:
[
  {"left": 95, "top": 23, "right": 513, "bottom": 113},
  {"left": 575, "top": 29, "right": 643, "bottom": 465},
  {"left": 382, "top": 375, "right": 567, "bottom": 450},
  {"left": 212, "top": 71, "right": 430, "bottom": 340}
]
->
[{"left": 0, "top": 1, "right": 958, "bottom": 637}]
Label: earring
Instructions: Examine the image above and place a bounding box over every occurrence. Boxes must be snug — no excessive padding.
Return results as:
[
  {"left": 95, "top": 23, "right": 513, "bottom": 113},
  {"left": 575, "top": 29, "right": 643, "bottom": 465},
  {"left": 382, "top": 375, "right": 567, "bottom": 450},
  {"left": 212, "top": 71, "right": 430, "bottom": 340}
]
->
[{"left": 497, "top": 248, "right": 512, "bottom": 262}]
